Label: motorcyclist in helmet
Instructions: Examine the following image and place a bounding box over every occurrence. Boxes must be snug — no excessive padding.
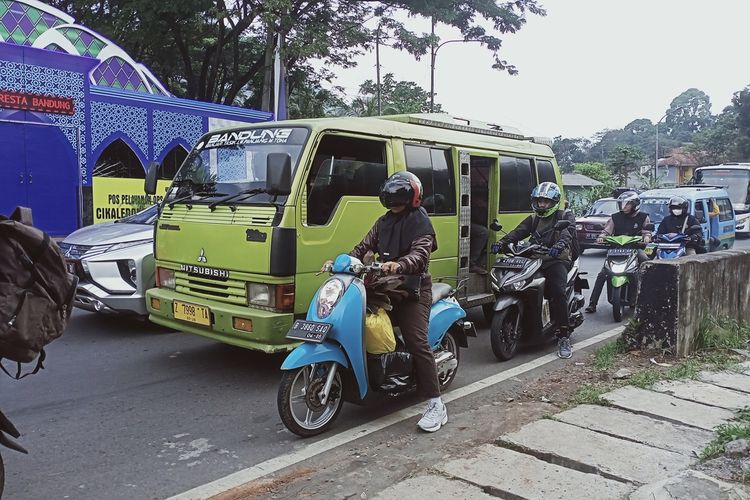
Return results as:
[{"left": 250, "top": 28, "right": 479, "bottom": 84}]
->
[
  {"left": 655, "top": 196, "right": 704, "bottom": 255},
  {"left": 585, "top": 191, "right": 652, "bottom": 314},
  {"left": 321, "top": 171, "right": 446, "bottom": 433},
  {"left": 491, "top": 182, "right": 577, "bottom": 359}
]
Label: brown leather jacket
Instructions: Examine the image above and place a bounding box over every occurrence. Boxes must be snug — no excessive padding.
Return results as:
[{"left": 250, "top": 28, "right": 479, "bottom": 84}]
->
[{"left": 350, "top": 224, "right": 434, "bottom": 275}]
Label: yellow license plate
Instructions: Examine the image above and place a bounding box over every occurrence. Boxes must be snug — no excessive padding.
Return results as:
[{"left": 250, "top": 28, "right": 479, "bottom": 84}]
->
[{"left": 173, "top": 300, "right": 211, "bottom": 326}]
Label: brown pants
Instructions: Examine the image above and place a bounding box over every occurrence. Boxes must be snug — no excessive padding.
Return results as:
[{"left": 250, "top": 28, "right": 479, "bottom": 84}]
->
[{"left": 392, "top": 274, "right": 441, "bottom": 398}]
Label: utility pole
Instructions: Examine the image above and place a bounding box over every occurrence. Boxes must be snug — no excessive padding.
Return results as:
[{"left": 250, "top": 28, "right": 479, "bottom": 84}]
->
[
  {"left": 376, "top": 23, "right": 382, "bottom": 116},
  {"left": 429, "top": 16, "right": 436, "bottom": 113}
]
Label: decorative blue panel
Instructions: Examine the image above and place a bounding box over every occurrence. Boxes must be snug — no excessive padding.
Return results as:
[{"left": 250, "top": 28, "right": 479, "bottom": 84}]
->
[
  {"left": 153, "top": 109, "right": 203, "bottom": 159},
  {"left": 90, "top": 100, "right": 148, "bottom": 157},
  {"left": 0, "top": 59, "right": 87, "bottom": 182},
  {"left": 217, "top": 148, "right": 247, "bottom": 182}
]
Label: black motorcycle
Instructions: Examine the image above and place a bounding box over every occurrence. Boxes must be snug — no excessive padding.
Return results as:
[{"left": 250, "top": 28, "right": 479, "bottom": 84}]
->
[{"left": 488, "top": 220, "right": 588, "bottom": 361}]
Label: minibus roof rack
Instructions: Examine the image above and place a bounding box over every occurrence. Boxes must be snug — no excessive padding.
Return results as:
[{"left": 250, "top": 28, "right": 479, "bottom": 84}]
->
[
  {"left": 674, "top": 184, "right": 727, "bottom": 190},
  {"left": 376, "top": 113, "right": 554, "bottom": 146}
]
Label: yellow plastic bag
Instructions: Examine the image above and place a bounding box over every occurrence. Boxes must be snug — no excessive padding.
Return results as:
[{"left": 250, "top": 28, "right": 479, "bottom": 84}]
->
[{"left": 365, "top": 308, "right": 396, "bottom": 354}]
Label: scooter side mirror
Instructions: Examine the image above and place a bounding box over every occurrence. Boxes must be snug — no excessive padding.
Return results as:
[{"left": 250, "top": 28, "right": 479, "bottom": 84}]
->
[
  {"left": 490, "top": 219, "right": 503, "bottom": 232},
  {"left": 643, "top": 223, "right": 655, "bottom": 232},
  {"left": 688, "top": 224, "right": 702, "bottom": 232},
  {"left": 554, "top": 220, "right": 571, "bottom": 230}
]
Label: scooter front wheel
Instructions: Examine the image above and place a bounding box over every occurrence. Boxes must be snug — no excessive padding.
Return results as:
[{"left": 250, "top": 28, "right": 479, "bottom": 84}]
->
[
  {"left": 491, "top": 308, "right": 521, "bottom": 361},
  {"left": 277, "top": 363, "right": 344, "bottom": 438},
  {"left": 612, "top": 286, "right": 624, "bottom": 322}
]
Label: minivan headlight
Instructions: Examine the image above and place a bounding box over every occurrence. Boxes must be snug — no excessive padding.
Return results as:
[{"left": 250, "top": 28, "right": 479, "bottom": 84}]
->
[
  {"left": 108, "top": 239, "right": 152, "bottom": 252},
  {"left": 317, "top": 278, "right": 344, "bottom": 319},
  {"left": 248, "top": 283, "right": 272, "bottom": 306}
]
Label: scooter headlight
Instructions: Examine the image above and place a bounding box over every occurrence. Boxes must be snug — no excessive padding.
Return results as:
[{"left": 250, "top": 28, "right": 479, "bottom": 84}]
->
[{"left": 317, "top": 278, "right": 344, "bottom": 319}]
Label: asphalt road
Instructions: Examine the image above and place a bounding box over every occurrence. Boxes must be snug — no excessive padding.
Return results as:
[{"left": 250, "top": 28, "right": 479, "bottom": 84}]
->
[{"left": 3, "top": 239, "right": 748, "bottom": 499}]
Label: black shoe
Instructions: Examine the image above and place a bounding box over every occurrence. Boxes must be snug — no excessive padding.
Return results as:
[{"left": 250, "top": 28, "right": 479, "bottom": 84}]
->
[
  {"left": 584, "top": 304, "right": 596, "bottom": 313},
  {"left": 470, "top": 265, "right": 488, "bottom": 275}
]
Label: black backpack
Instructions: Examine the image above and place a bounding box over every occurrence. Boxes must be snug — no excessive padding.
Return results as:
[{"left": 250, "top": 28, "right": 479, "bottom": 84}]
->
[
  {"left": 0, "top": 207, "right": 77, "bottom": 378},
  {"left": 531, "top": 209, "right": 580, "bottom": 261}
]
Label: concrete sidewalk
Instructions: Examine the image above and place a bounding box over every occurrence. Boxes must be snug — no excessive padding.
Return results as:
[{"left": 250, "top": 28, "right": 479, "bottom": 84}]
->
[{"left": 373, "top": 369, "right": 750, "bottom": 500}]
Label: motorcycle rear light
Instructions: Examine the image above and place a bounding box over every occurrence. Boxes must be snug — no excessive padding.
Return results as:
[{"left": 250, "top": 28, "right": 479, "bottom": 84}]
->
[{"left": 156, "top": 267, "right": 176, "bottom": 289}]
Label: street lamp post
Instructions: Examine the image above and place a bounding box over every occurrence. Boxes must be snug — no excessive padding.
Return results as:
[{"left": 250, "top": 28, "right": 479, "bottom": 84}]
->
[{"left": 429, "top": 18, "right": 481, "bottom": 113}]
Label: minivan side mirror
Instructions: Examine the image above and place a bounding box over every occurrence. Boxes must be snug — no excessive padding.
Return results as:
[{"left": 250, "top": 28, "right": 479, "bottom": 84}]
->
[
  {"left": 266, "top": 153, "right": 292, "bottom": 196},
  {"left": 554, "top": 220, "right": 571, "bottom": 230},
  {"left": 490, "top": 219, "right": 503, "bottom": 232},
  {"left": 145, "top": 161, "right": 160, "bottom": 195}
]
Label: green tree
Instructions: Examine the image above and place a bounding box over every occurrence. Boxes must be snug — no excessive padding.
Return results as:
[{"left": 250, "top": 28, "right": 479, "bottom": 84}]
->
[
  {"left": 608, "top": 146, "right": 645, "bottom": 186},
  {"left": 574, "top": 162, "right": 613, "bottom": 185},
  {"left": 665, "top": 88, "right": 714, "bottom": 141},
  {"left": 552, "top": 137, "right": 590, "bottom": 173}
]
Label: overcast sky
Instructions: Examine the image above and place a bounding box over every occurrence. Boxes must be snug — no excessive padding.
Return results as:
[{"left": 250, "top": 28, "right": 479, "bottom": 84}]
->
[{"left": 329, "top": 0, "right": 750, "bottom": 140}]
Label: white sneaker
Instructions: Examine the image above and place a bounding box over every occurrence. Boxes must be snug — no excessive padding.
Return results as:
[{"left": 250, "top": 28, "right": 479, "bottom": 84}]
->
[{"left": 417, "top": 400, "right": 448, "bottom": 432}]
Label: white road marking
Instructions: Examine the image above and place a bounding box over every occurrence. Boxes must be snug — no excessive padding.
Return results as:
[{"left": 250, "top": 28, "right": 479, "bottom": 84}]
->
[{"left": 167, "top": 325, "right": 625, "bottom": 500}]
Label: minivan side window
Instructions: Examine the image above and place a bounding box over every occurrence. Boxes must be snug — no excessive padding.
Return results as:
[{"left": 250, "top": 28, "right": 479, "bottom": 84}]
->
[
  {"left": 306, "top": 135, "right": 388, "bottom": 226},
  {"left": 716, "top": 198, "right": 733, "bottom": 222},
  {"left": 536, "top": 159, "right": 556, "bottom": 184},
  {"left": 694, "top": 200, "right": 706, "bottom": 223},
  {"left": 404, "top": 144, "right": 456, "bottom": 215},
  {"left": 499, "top": 156, "right": 535, "bottom": 212}
]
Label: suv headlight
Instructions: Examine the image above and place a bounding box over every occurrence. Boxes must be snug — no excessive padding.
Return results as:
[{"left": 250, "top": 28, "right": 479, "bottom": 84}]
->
[
  {"left": 107, "top": 239, "right": 152, "bottom": 252},
  {"left": 317, "top": 278, "right": 344, "bottom": 319}
]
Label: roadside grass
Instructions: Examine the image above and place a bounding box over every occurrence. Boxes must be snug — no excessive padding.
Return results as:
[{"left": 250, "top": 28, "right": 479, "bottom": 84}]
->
[
  {"left": 700, "top": 408, "right": 750, "bottom": 462},
  {"left": 592, "top": 336, "right": 628, "bottom": 370},
  {"left": 564, "top": 316, "right": 750, "bottom": 410},
  {"left": 565, "top": 383, "right": 611, "bottom": 409}
]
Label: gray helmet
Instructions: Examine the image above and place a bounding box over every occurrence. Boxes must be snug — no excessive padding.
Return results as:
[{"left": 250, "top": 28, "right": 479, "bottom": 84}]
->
[{"left": 616, "top": 191, "right": 641, "bottom": 214}]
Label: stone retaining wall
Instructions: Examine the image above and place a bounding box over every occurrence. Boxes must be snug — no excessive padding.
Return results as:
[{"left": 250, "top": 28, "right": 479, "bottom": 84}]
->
[{"left": 628, "top": 249, "right": 750, "bottom": 356}]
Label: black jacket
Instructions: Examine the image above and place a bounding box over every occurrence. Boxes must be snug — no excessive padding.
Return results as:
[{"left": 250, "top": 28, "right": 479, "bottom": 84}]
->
[{"left": 502, "top": 210, "right": 576, "bottom": 261}]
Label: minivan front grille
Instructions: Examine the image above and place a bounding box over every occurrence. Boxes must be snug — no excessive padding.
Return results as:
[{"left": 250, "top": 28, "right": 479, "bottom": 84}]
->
[{"left": 175, "top": 271, "right": 246, "bottom": 305}]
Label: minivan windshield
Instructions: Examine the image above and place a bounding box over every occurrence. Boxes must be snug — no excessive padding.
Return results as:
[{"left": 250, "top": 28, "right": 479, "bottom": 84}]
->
[
  {"left": 640, "top": 198, "right": 672, "bottom": 224},
  {"left": 168, "top": 127, "right": 309, "bottom": 206},
  {"left": 588, "top": 199, "right": 618, "bottom": 216},
  {"left": 695, "top": 168, "right": 750, "bottom": 208}
]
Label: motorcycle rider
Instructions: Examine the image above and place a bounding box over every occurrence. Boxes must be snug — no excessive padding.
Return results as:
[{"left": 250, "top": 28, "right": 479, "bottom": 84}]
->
[
  {"left": 321, "top": 172, "right": 446, "bottom": 433},
  {"left": 492, "top": 182, "right": 577, "bottom": 359},
  {"left": 656, "top": 196, "right": 704, "bottom": 255},
  {"left": 585, "top": 191, "right": 651, "bottom": 314}
]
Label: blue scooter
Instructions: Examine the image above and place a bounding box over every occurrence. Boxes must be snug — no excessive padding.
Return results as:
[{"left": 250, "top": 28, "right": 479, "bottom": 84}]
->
[{"left": 277, "top": 254, "right": 474, "bottom": 437}]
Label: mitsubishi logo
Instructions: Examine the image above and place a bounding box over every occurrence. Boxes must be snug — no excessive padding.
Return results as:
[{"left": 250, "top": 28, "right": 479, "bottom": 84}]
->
[{"left": 197, "top": 248, "right": 207, "bottom": 263}]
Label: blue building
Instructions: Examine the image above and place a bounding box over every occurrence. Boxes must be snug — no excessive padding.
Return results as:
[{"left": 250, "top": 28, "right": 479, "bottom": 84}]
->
[{"left": 0, "top": 0, "right": 272, "bottom": 235}]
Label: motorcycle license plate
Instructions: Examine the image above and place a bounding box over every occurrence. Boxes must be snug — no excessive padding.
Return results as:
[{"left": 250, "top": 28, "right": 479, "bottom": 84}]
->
[
  {"left": 173, "top": 300, "right": 211, "bottom": 326},
  {"left": 287, "top": 320, "right": 332, "bottom": 343},
  {"left": 495, "top": 257, "right": 528, "bottom": 269},
  {"left": 586, "top": 233, "right": 599, "bottom": 240},
  {"left": 607, "top": 248, "right": 633, "bottom": 256}
]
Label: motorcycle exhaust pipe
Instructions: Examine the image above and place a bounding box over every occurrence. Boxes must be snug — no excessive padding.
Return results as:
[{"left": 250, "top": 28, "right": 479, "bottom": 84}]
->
[{"left": 434, "top": 350, "right": 458, "bottom": 375}]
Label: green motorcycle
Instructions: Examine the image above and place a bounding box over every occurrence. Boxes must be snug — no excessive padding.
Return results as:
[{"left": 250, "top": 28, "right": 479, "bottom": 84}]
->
[{"left": 602, "top": 235, "right": 644, "bottom": 322}]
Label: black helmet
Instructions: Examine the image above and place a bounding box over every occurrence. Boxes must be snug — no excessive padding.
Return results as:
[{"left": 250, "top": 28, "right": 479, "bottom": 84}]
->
[
  {"left": 616, "top": 191, "right": 641, "bottom": 214},
  {"left": 379, "top": 171, "right": 423, "bottom": 209},
  {"left": 668, "top": 196, "right": 689, "bottom": 214}
]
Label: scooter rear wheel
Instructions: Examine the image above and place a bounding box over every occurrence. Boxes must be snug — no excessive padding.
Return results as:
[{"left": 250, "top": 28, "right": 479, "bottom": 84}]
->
[
  {"left": 278, "top": 364, "right": 344, "bottom": 438},
  {"left": 438, "top": 333, "right": 460, "bottom": 390},
  {"left": 491, "top": 308, "right": 520, "bottom": 361}
]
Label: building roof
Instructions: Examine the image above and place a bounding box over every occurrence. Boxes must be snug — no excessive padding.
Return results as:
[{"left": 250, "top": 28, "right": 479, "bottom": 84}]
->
[
  {"left": 562, "top": 173, "right": 603, "bottom": 187},
  {"left": 657, "top": 147, "right": 707, "bottom": 168},
  {"left": 0, "top": 0, "right": 170, "bottom": 95}
]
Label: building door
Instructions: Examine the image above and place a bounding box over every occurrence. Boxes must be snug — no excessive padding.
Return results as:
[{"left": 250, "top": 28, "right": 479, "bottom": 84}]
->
[
  {"left": 0, "top": 120, "right": 79, "bottom": 236},
  {"left": 25, "top": 122, "right": 79, "bottom": 235},
  {"left": 0, "top": 121, "right": 28, "bottom": 216}
]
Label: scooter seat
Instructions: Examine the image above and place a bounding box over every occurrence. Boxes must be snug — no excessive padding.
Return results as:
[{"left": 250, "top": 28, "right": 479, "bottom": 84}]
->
[{"left": 431, "top": 283, "right": 454, "bottom": 304}]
